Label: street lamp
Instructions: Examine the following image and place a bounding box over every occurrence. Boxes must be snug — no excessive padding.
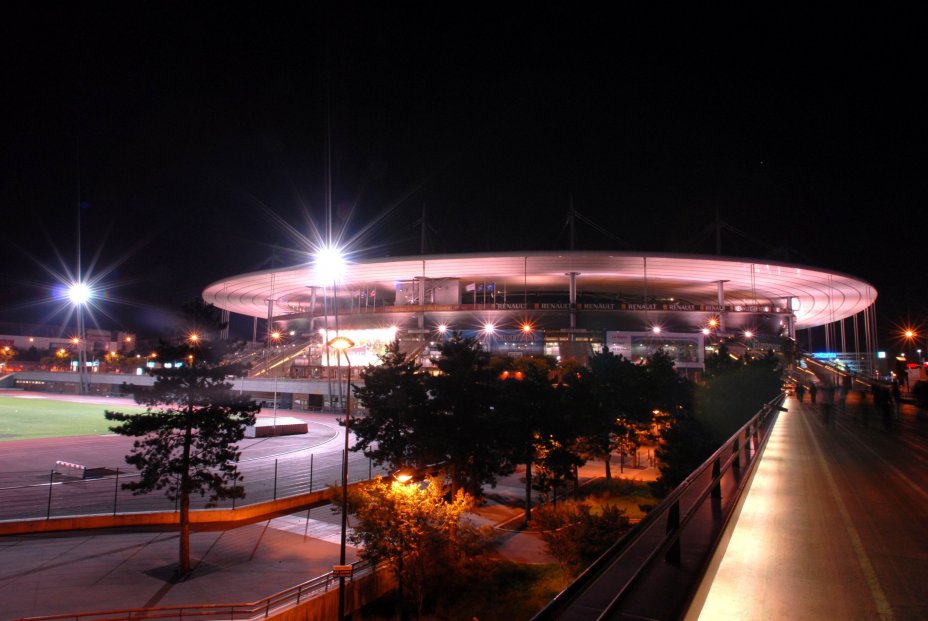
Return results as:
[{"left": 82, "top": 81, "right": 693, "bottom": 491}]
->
[
  {"left": 68, "top": 282, "right": 92, "bottom": 395},
  {"left": 391, "top": 467, "right": 416, "bottom": 621},
  {"left": 328, "top": 335, "right": 355, "bottom": 621}
]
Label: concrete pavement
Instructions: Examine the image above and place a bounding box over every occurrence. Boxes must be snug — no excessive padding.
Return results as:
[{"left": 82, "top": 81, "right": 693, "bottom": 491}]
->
[{"left": 691, "top": 392, "right": 928, "bottom": 621}]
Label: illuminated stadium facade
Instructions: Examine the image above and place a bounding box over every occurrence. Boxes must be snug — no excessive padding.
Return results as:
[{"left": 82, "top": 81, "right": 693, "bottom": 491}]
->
[{"left": 203, "top": 251, "right": 879, "bottom": 378}]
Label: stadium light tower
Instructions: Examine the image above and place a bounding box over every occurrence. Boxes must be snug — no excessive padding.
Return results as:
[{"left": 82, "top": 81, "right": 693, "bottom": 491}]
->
[
  {"left": 315, "top": 245, "right": 347, "bottom": 409},
  {"left": 68, "top": 282, "right": 92, "bottom": 395}
]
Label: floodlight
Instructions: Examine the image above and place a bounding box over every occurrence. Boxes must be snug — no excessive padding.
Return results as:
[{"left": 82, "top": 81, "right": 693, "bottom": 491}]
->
[
  {"left": 315, "top": 245, "right": 347, "bottom": 283},
  {"left": 68, "top": 282, "right": 92, "bottom": 306}
]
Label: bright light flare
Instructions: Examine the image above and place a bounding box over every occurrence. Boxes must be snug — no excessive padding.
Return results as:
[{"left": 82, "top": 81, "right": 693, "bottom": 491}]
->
[
  {"left": 314, "top": 245, "right": 347, "bottom": 283},
  {"left": 483, "top": 322, "right": 496, "bottom": 335},
  {"left": 68, "top": 282, "right": 92, "bottom": 306},
  {"left": 437, "top": 324, "right": 448, "bottom": 334},
  {"left": 744, "top": 330, "right": 754, "bottom": 339},
  {"left": 521, "top": 323, "right": 533, "bottom": 333}
]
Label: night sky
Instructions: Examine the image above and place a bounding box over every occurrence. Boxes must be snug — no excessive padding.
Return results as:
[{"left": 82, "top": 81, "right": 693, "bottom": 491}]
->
[{"left": 2, "top": 5, "right": 925, "bottom": 344}]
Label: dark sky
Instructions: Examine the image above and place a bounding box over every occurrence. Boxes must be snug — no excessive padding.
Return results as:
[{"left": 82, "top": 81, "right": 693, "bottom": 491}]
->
[{"left": 2, "top": 5, "right": 926, "bottom": 343}]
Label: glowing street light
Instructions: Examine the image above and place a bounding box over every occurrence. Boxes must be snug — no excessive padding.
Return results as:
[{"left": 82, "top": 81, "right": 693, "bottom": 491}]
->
[
  {"left": 903, "top": 329, "right": 925, "bottom": 363},
  {"left": 327, "top": 335, "right": 355, "bottom": 621}
]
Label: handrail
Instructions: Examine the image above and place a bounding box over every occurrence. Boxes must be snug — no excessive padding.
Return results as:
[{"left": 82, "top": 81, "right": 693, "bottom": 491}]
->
[
  {"left": 532, "top": 393, "right": 785, "bottom": 621},
  {"left": 12, "top": 559, "right": 381, "bottom": 621}
]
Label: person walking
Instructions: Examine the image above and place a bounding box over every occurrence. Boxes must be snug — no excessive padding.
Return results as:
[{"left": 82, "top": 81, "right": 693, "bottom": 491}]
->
[
  {"left": 838, "top": 375, "right": 850, "bottom": 415},
  {"left": 809, "top": 382, "right": 818, "bottom": 404},
  {"left": 796, "top": 383, "right": 806, "bottom": 403},
  {"left": 821, "top": 383, "right": 835, "bottom": 425},
  {"left": 891, "top": 379, "right": 902, "bottom": 420}
]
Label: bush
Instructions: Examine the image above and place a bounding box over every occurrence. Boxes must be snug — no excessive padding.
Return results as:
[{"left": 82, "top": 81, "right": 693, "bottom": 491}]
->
[{"left": 535, "top": 501, "right": 630, "bottom": 573}]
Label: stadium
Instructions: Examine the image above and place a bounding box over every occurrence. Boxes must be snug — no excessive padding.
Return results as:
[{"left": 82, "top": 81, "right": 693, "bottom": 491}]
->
[{"left": 202, "top": 250, "right": 879, "bottom": 383}]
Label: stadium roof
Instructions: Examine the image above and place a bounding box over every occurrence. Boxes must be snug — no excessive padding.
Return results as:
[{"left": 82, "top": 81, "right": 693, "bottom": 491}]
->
[{"left": 203, "top": 251, "right": 876, "bottom": 330}]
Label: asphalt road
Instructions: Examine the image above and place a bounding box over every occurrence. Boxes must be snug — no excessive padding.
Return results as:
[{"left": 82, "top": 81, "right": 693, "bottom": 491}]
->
[{"left": 695, "top": 391, "right": 928, "bottom": 620}]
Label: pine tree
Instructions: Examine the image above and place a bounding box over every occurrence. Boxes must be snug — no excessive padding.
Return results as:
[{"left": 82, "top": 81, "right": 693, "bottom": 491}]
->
[{"left": 105, "top": 362, "right": 258, "bottom": 574}]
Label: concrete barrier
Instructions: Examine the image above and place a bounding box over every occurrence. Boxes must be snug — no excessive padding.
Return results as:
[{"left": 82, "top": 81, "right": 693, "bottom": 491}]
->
[{"left": 0, "top": 483, "right": 369, "bottom": 536}]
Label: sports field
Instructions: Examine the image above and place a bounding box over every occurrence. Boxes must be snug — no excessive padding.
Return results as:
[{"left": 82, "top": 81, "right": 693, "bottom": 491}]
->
[{"left": 0, "top": 395, "right": 150, "bottom": 441}]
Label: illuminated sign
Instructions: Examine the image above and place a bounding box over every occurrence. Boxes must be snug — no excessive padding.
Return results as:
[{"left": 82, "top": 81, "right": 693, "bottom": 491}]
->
[{"left": 811, "top": 352, "right": 838, "bottom": 359}]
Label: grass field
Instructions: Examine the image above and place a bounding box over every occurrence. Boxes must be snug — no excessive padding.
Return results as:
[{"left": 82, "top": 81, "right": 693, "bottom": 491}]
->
[{"left": 0, "top": 396, "right": 150, "bottom": 441}]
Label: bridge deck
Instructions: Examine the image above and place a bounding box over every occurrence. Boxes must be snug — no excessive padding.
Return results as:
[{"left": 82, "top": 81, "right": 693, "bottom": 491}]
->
[{"left": 691, "top": 392, "right": 928, "bottom": 621}]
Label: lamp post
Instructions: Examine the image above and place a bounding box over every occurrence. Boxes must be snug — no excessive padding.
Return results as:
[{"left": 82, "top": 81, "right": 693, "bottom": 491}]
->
[
  {"left": 391, "top": 468, "right": 415, "bottom": 621},
  {"left": 270, "top": 331, "right": 282, "bottom": 427},
  {"left": 69, "top": 283, "right": 91, "bottom": 395},
  {"left": 328, "top": 335, "right": 355, "bottom": 621}
]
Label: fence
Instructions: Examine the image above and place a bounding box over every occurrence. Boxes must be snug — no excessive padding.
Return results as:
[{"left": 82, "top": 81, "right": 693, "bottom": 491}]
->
[
  {"left": 0, "top": 450, "right": 388, "bottom": 522},
  {"left": 10, "top": 559, "right": 382, "bottom": 621}
]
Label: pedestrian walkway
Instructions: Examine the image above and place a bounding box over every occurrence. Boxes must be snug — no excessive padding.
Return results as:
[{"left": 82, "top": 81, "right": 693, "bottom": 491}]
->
[{"left": 690, "top": 393, "right": 928, "bottom": 620}]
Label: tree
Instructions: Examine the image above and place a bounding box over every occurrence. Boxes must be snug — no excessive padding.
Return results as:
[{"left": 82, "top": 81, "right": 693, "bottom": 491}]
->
[
  {"left": 697, "top": 345, "right": 782, "bottom": 442},
  {"left": 494, "top": 355, "right": 560, "bottom": 525},
  {"left": 532, "top": 359, "right": 589, "bottom": 502},
  {"left": 651, "top": 411, "right": 715, "bottom": 496},
  {"left": 425, "top": 335, "right": 510, "bottom": 497},
  {"left": 346, "top": 475, "right": 487, "bottom": 618},
  {"left": 351, "top": 339, "right": 434, "bottom": 470},
  {"left": 581, "top": 349, "right": 649, "bottom": 480},
  {"left": 104, "top": 361, "right": 258, "bottom": 574}
]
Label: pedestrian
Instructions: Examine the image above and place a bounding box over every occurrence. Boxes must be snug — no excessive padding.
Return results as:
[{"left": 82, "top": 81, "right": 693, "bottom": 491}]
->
[
  {"left": 796, "top": 383, "right": 806, "bottom": 403},
  {"left": 821, "top": 383, "right": 835, "bottom": 425},
  {"left": 809, "top": 383, "right": 818, "bottom": 404},
  {"left": 838, "top": 376, "right": 849, "bottom": 414},
  {"left": 891, "top": 380, "right": 902, "bottom": 420}
]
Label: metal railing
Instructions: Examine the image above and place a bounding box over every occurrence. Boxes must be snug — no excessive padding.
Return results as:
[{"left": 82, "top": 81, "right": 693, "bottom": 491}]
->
[
  {"left": 12, "top": 559, "right": 380, "bottom": 621},
  {"left": 532, "top": 393, "right": 786, "bottom": 621}
]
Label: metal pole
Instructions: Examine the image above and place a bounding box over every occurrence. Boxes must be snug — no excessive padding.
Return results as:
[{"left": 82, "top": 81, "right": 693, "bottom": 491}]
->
[
  {"left": 273, "top": 459, "right": 278, "bottom": 500},
  {"left": 309, "top": 453, "right": 314, "bottom": 493},
  {"left": 113, "top": 467, "right": 120, "bottom": 515},
  {"left": 46, "top": 469, "right": 54, "bottom": 519},
  {"left": 338, "top": 353, "right": 351, "bottom": 621}
]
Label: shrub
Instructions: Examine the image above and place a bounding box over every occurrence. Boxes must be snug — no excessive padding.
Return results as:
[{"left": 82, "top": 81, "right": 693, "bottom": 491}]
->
[{"left": 534, "top": 501, "right": 630, "bottom": 573}]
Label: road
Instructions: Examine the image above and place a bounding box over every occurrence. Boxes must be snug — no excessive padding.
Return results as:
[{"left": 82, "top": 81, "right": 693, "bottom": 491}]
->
[{"left": 694, "top": 391, "right": 928, "bottom": 620}]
